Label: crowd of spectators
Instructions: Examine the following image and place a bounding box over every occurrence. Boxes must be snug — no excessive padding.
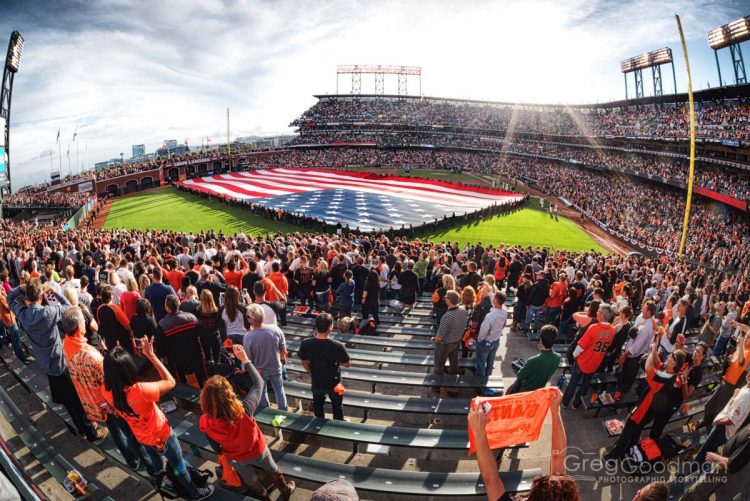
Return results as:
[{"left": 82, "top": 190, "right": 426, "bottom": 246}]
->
[
  {"left": 292, "top": 96, "right": 750, "bottom": 143},
  {"left": 291, "top": 129, "right": 750, "bottom": 201},
  {"left": 1, "top": 217, "right": 750, "bottom": 499},
  {"left": 492, "top": 157, "right": 750, "bottom": 273},
  {"left": 2, "top": 190, "right": 91, "bottom": 209}
]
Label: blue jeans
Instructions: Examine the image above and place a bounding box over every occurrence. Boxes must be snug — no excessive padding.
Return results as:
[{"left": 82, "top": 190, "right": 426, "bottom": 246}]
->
[
  {"left": 525, "top": 305, "right": 542, "bottom": 330},
  {"left": 106, "top": 414, "right": 148, "bottom": 470},
  {"left": 143, "top": 431, "right": 198, "bottom": 498},
  {"left": 562, "top": 361, "right": 593, "bottom": 407},
  {"left": 713, "top": 336, "right": 730, "bottom": 357},
  {"left": 545, "top": 307, "right": 561, "bottom": 325},
  {"left": 695, "top": 424, "right": 727, "bottom": 470},
  {"left": 259, "top": 372, "right": 288, "bottom": 410},
  {"left": 558, "top": 317, "right": 572, "bottom": 341},
  {"left": 0, "top": 323, "right": 28, "bottom": 362},
  {"left": 312, "top": 388, "right": 344, "bottom": 420},
  {"left": 475, "top": 340, "right": 500, "bottom": 377}
]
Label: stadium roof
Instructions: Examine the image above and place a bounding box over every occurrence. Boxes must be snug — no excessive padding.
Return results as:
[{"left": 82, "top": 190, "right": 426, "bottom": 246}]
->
[{"left": 314, "top": 83, "right": 750, "bottom": 110}]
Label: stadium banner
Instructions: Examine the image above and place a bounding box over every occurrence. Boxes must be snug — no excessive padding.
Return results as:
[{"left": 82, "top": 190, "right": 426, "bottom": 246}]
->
[
  {"left": 468, "top": 388, "right": 556, "bottom": 454},
  {"left": 63, "top": 194, "right": 98, "bottom": 231},
  {"left": 721, "top": 138, "right": 740, "bottom": 148},
  {"left": 173, "top": 157, "right": 211, "bottom": 167},
  {"left": 693, "top": 187, "right": 747, "bottom": 211},
  {"left": 77, "top": 181, "right": 93, "bottom": 192}
]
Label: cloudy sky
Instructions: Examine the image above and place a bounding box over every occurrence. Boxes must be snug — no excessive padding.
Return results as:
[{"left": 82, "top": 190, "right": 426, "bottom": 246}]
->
[{"left": 1, "top": 0, "right": 748, "bottom": 189}]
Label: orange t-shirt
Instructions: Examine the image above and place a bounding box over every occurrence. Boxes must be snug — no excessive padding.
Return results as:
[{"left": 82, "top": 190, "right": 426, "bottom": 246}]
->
[
  {"left": 267, "top": 272, "right": 288, "bottom": 301},
  {"left": 224, "top": 270, "right": 244, "bottom": 290},
  {"left": 575, "top": 323, "right": 615, "bottom": 374},
  {"left": 165, "top": 270, "right": 185, "bottom": 292},
  {"left": 724, "top": 348, "right": 750, "bottom": 385},
  {"left": 101, "top": 382, "right": 171, "bottom": 448},
  {"left": 545, "top": 281, "right": 566, "bottom": 309}
]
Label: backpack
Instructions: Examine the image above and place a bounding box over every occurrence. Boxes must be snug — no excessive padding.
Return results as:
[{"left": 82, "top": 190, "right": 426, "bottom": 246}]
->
[
  {"left": 154, "top": 465, "right": 213, "bottom": 499},
  {"left": 356, "top": 318, "right": 377, "bottom": 336},
  {"left": 337, "top": 316, "right": 357, "bottom": 334},
  {"left": 206, "top": 351, "right": 255, "bottom": 398}
]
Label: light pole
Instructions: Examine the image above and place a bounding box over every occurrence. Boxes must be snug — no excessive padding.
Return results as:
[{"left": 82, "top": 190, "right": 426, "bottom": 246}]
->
[{"left": 0, "top": 31, "right": 23, "bottom": 219}]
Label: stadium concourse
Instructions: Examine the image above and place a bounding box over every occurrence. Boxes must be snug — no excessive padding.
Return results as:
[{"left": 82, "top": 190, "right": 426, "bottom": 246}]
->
[{"left": 2, "top": 89, "right": 750, "bottom": 501}]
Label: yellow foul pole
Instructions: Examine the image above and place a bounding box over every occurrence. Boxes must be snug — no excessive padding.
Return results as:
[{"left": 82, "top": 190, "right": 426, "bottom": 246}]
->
[{"left": 676, "top": 14, "right": 696, "bottom": 258}]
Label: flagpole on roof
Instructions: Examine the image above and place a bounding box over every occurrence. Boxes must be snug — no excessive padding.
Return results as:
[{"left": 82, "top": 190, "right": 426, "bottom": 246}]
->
[
  {"left": 74, "top": 125, "right": 80, "bottom": 174},
  {"left": 57, "top": 128, "right": 62, "bottom": 173},
  {"left": 66, "top": 144, "right": 71, "bottom": 177}
]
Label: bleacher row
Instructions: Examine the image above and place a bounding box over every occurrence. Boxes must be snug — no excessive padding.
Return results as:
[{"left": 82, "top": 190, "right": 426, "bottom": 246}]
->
[
  {"left": 0, "top": 293, "right": 542, "bottom": 500},
  {"left": 0, "top": 291, "right": 722, "bottom": 499}
]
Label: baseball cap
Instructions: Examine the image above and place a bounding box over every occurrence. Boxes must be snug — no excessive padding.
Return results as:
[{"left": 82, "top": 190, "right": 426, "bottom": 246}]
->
[{"left": 310, "top": 479, "right": 359, "bottom": 501}]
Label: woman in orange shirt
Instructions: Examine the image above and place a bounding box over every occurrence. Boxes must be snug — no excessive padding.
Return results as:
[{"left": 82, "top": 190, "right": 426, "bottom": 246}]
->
[{"left": 103, "top": 338, "right": 214, "bottom": 500}]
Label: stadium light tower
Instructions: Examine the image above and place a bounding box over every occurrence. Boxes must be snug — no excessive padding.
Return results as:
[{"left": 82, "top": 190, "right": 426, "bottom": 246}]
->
[
  {"left": 0, "top": 30, "right": 23, "bottom": 206},
  {"left": 708, "top": 15, "right": 750, "bottom": 86},
  {"left": 620, "top": 48, "right": 676, "bottom": 99}
]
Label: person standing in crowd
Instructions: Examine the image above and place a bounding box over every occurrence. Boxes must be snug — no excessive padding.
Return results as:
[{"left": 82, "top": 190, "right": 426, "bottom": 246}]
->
[
  {"left": 434, "top": 291, "right": 468, "bottom": 392},
  {"left": 61, "top": 307, "right": 146, "bottom": 469},
  {"left": 398, "top": 261, "right": 419, "bottom": 309},
  {"left": 180, "top": 286, "right": 201, "bottom": 316},
  {"left": 298, "top": 313, "right": 350, "bottom": 420},
  {"left": 475, "top": 291, "right": 507, "bottom": 383},
  {"left": 293, "top": 256, "right": 315, "bottom": 310},
  {"left": 712, "top": 301, "right": 738, "bottom": 357},
  {"left": 562, "top": 304, "right": 615, "bottom": 408},
  {"left": 694, "top": 371, "right": 750, "bottom": 472},
  {"left": 702, "top": 326, "right": 750, "bottom": 427},
  {"left": 615, "top": 301, "right": 657, "bottom": 399},
  {"left": 335, "top": 270, "right": 355, "bottom": 318},
  {"left": 361, "top": 268, "right": 381, "bottom": 326},
  {"left": 199, "top": 344, "right": 295, "bottom": 500},
  {"left": 8, "top": 279, "right": 106, "bottom": 442},
  {"left": 243, "top": 304, "right": 288, "bottom": 411},
  {"left": 156, "top": 295, "right": 207, "bottom": 387},
  {"left": 102, "top": 341, "right": 215, "bottom": 500},
  {"left": 144, "top": 268, "right": 176, "bottom": 322},
  {"left": 507, "top": 325, "right": 561, "bottom": 394},
  {"left": 524, "top": 272, "right": 549, "bottom": 331},
  {"left": 97, "top": 285, "right": 137, "bottom": 354},
  {"left": 544, "top": 272, "right": 567, "bottom": 325},
  {"left": 414, "top": 252, "right": 428, "bottom": 295},
  {"left": 196, "top": 290, "right": 222, "bottom": 365},
  {"left": 220, "top": 286, "right": 249, "bottom": 344},
  {"left": 605, "top": 340, "right": 687, "bottom": 460},
  {"left": 130, "top": 298, "right": 158, "bottom": 342},
  {"left": 0, "top": 289, "right": 29, "bottom": 364}
]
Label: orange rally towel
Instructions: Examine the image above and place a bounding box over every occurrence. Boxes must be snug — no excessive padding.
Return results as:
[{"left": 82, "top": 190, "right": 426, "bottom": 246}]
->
[{"left": 468, "top": 387, "right": 556, "bottom": 455}]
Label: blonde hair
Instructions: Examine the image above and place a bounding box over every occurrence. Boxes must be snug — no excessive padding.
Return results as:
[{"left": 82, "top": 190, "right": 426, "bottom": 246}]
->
[
  {"left": 441, "top": 274, "right": 456, "bottom": 291},
  {"left": 108, "top": 270, "right": 121, "bottom": 286},
  {"left": 200, "top": 289, "right": 217, "bottom": 314},
  {"left": 125, "top": 276, "right": 139, "bottom": 292}
]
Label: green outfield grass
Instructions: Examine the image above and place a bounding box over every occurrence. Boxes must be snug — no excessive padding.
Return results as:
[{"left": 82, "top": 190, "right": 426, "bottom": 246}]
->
[
  {"left": 104, "top": 186, "right": 605, "bottom": 252},
  {"left": 104, "top": 188, "right": 303, "bottom": 234},
  {"left": 423, "top": 206, "right": 605, "bottom": 252}
]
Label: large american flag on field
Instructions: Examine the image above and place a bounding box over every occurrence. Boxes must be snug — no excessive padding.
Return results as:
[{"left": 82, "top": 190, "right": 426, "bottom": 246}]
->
[{"left": 177, "top": 168, "right": 523, "bottom": 231}]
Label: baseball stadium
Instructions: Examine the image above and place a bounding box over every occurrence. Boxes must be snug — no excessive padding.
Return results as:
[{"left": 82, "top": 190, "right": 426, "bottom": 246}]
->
[{"left": 0, "top": 3, "right": 750, "bottom": 501}]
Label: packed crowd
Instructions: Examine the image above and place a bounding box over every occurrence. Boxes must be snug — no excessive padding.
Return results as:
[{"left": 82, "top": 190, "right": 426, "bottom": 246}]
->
[
  {"left": 293, "top": 96, "right": 750, "bottom": 143},
  {"left": 1, "top": 218, "right": 749, "bottom": 499},
  {"left": 2, "top": 190, "right": 91, "bottom": 209},
  {"left": 291, "top": 130, "right": 750, "bottom": 201},
  {"left": 492, "top": 156, "right": 750, "bottom": 272}
]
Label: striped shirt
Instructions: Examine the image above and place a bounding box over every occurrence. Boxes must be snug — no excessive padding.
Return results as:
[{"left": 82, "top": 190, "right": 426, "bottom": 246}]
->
[{"left": 437, "top": 306, "right": 469, "bottom": 344}]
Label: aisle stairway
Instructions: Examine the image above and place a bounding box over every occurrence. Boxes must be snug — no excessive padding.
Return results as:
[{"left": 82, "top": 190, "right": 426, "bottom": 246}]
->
[{"left": 91, "top": 199, "right": 113, "bottom": 229}]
